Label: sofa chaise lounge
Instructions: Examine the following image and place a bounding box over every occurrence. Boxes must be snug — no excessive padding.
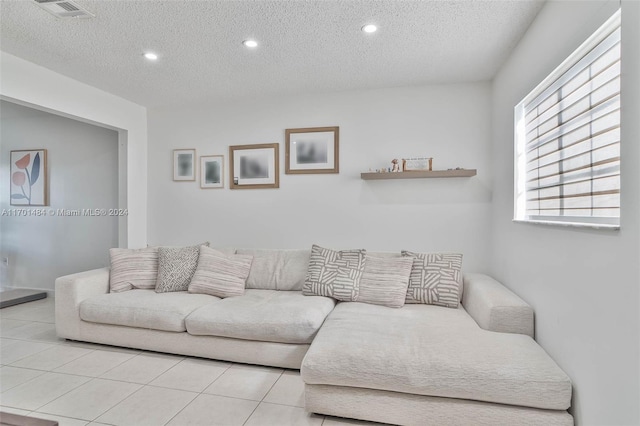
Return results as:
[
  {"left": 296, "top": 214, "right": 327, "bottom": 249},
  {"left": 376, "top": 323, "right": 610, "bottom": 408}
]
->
[{"left": 55, "top": 248, "right": 573, "bottom": 425}]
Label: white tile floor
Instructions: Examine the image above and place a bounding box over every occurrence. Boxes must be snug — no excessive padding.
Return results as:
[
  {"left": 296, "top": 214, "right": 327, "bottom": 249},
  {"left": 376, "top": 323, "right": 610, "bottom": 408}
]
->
[{"left": 0, "top": 297, "right": 381, "bottom": 426}]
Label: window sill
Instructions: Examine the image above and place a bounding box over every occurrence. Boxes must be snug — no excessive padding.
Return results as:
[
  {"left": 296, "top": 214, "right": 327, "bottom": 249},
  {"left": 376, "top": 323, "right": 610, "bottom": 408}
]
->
[{"left": 512, "top": 219, "right": 620, "bottom": 231}]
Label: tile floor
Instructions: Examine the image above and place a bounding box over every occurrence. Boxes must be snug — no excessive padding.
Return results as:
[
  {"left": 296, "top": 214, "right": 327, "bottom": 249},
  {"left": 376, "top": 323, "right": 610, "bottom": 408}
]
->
[{"left": 0, "top": 297, "right": 380, "bottom": 426}]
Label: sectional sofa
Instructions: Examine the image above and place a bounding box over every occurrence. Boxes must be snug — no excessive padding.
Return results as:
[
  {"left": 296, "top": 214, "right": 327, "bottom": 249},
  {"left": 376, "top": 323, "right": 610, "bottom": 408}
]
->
[{"left": 55, "top": 248, "right": 573, "bottom": 425}]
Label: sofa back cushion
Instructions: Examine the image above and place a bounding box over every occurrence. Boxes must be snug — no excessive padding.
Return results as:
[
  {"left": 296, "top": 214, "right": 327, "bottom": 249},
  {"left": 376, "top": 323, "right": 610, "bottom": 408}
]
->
[{"left": 236, "top": 249, "right": 310, "bottom": 291}]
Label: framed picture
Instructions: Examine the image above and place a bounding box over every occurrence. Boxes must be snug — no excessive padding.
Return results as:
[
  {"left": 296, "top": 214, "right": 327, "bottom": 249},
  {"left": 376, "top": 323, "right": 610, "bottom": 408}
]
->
[
  {"left": 229, "top": 143, "right": 279, "bottom": 189},
  {"left": 285, "top": 126, "right": 339, "bottom": 174},
  {"left": 10, "top": 149, "right": 48, "bottom": 206},
  {"left": 200, "top": 155, "right": 224, "bottom": 189},
  {"left": 173, "top": 149, "right": 196, "bottom": 181},
  {"left": 403, "top": 157, "right": 433, "bottom": 171}
]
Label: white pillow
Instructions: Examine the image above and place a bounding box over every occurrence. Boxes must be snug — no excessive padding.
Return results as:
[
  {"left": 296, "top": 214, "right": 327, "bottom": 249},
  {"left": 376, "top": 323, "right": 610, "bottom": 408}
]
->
[
  {"left": 356, "top": 256, "right": 414, "bottom": 308},
  {"left": 109, "top": 247, "right": 158, "bottom": 293},
  {"left": 188, "top": 246, "right": 253, "bottom": 298}
]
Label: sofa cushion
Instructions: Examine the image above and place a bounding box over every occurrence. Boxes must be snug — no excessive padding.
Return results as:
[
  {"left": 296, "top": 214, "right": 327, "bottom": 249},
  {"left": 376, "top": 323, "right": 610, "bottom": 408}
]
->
[
  {"left": 155, "top": 243, "right": 209, "bottom": 293},
  {"left": 402, "top": 251, "right": 463, "bottom": 308},
  {"left": 189, "top": 246, "right": 253, "bottom": 298},
  {"left": 185, "top": 289, "right": 336, "bottom": 344},
  {"left": 236, "top": 249, "right": 309, "bottom": 290},
  {"left": 303, "top": 245, "right": 366, "bottom": 301},
  {"left": 80, "top": 290, "right": 218, "bottom": 332},
  {"left": 109, "top": 247, "right": 158, "bottom": 292},
  {"left": 301, "top": 302, "right": 572, "bottom": 411},
  {"left": 356, "top": 255, "right": 414, "bottom": 308}
]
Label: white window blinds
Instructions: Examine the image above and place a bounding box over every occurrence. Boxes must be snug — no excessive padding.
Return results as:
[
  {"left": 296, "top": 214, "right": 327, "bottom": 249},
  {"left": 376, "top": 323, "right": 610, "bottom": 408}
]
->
[{"left": 514, "top": 10, "right": 621, "bottom": 229}]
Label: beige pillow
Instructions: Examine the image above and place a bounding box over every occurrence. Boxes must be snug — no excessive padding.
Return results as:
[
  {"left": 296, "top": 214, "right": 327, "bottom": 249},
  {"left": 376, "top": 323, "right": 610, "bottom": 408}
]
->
[
  {"left": 402, "top": 251, "right": 463, "bottom": 308},
  {"left": 188, "top": 246, "right": 253, "bottom": 298},
  {"left": 303, "top": 244, "right": 366, "bottom": 301},
  {"left": 109, "top": 247, "right": 158, "bottom": 292},
  {"left": 356, "top": 256, "right": 414, "bottom": 308}
]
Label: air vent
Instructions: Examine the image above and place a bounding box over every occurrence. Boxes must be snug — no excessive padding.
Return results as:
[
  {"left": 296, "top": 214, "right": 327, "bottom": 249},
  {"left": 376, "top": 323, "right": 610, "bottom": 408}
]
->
[{"left": 33, "top": 0, "right": 95, "bottom": 19}]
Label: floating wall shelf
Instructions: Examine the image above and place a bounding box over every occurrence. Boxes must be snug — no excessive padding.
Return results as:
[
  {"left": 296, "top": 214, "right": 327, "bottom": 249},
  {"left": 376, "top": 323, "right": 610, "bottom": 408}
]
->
[{"left": 360, "top": 169, "right": 477, "bottom": 180}]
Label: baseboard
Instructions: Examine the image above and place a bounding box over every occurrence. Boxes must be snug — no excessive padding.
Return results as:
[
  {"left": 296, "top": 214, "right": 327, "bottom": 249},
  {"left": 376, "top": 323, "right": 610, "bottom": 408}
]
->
[{"left": 0, "top": 285, "right": 54, "bottom": 298}]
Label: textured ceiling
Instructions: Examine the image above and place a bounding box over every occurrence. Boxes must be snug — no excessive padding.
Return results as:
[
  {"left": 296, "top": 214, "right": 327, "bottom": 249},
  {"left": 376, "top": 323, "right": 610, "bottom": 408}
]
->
[{"left": 0, "top": 0, "right": 544, "bottom": 108}]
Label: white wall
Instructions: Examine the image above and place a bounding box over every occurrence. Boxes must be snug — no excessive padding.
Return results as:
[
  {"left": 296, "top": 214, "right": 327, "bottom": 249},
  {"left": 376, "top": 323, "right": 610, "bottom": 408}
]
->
[
  {"left": 148, "top": 83, "right": 493, "bottom": 272},
  {"left": 0, "top": 52, "right": 148, "bottom": 248},
  {"left": 491, "top": 1, "right": 640, "bottom": 424},
  {"left": 0, "top": 101, "right": 119, "bottom": 291}
]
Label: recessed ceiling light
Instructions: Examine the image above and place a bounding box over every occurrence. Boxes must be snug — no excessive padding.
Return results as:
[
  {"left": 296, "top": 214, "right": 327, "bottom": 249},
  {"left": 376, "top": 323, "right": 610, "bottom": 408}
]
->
[
  {"left": 243, "top": 40, "right": 258, "bottom": 48},
  {"left": 362, "top": 24, "right": 378, "bottom": 33},
  {"left": 143, "top": 52, "right": 158, "bottom": 61}
]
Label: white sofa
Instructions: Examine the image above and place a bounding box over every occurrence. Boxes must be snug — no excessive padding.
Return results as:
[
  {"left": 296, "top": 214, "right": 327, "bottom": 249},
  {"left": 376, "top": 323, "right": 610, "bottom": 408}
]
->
[{"left": 55, "top": 249, "right": 573, "bottom": 425}]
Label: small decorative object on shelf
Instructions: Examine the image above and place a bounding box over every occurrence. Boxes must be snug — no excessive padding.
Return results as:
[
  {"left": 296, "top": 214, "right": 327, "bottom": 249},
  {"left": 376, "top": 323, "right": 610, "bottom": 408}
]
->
[
  {"left": 391, "top": 159, "right": 401, "bottom": 172},
  {"left": 403, "top": 157, "right": 433, "bottom": 172}
]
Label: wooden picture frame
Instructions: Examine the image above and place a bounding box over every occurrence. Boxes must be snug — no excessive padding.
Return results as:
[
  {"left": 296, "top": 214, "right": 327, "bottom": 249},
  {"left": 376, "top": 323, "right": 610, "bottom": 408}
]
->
[
  {"left": 173, "top": 149, "right": 196, "bottom": 181},
  {"left": 229, "top": 143, "right": 279, "bottom": 189},
  {"left": 10, "top": 149, "right": 48, "bottom": 206},
  {"left": 200, "top": 155, "right": 224, "bottom": 189},
  {"left": 285, "top": 126, "right": 339, "bottom": 174}
]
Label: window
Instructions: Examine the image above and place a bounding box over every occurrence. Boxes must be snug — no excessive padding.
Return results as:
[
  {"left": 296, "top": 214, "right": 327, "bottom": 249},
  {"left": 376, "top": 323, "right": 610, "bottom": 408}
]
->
[{"left": 514, "top": 10, "right": 621, "bottom": 229}]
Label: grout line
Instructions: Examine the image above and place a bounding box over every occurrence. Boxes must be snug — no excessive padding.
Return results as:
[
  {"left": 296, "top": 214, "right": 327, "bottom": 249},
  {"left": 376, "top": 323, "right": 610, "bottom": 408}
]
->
[
  {"left": 30, "top": 373, "right": 92, "bottom": 413},
  {"left": 160, "top": 389, "right": 200, "bottom": 426}
]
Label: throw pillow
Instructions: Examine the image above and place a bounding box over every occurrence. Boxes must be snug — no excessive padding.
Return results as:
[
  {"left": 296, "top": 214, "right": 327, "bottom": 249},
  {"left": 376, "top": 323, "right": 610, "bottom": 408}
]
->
[
  {"left": 109, "top": 247, "right": 159, "bottom": 292},
  {"left": 356, "top": 255, "right": 414, "bottom": 308},
  {"left": 303, "top": 244, "right": 366, "bottom": 301},
  {"left": 155, "top": 242, "right": 210, "bottom": 293},
  {"left": 188, "top": 246, "right": 253, "bottom": 298},
  {"left": 401, "top": 251, "right": 463, "bottom": 308}
]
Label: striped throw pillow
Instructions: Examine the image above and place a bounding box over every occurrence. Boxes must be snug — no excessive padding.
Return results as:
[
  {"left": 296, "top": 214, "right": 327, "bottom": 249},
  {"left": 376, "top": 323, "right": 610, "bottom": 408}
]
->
[
  {"left": 109, "top": 247, "right": 159, "bottom": 293},
  {"left": 402, "top": 251, "right": 463, "bottom": 308},
  {"left": 303, "top": 245, "right": 366, "bottom": 301},
  {"left": 356, "top": 256, "right": 414, "bottom": 308},
  {"left": 188, "top": 246, "right": 253, "bottom": 298}
]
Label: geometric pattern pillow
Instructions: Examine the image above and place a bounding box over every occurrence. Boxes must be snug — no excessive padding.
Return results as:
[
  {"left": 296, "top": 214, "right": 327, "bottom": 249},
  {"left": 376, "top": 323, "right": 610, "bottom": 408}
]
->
[
  {"left": 188, "top": 246, "right": 253, "bottom": 298},
  {"left": 356, "top": 255, "right": 414, "bottom": 308},
  {"left": 155, "top": 242, "right": 210, "bottom": 293},
  {"left": 401, "top": 251, "right": 463, "bottom": 308},
  {"left": 109, "top": 247, "right": 159, "bottom": 292},
  {"left": 303, "top": 244, "right": 366, "bottom": 301}
]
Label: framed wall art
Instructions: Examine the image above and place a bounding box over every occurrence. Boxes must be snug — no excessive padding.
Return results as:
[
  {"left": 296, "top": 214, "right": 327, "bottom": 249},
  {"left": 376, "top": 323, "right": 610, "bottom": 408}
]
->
[
  {"left": 173, "top": 149, "right": 196, "bottom": 181},
  {"left": 10, "top": 149, "right": 48, "bottom": 206},
  {"left": 200, "top": 155, "right": 224, "bottom": 189},
  {"left": 229, "top": 143, "right": 279, "bottom": 189},
  {"left": 285, "top": 126, "right": 339, "bottom": 174}
]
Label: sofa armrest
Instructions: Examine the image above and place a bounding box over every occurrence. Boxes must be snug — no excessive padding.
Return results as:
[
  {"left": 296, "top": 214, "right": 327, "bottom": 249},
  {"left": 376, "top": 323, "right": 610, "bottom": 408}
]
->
[
  {"left": 55, "top": 267, "right": 110, "bottom": 339},
  {"left": 462, "top": 273, "right": 534, "bottom": 338}
]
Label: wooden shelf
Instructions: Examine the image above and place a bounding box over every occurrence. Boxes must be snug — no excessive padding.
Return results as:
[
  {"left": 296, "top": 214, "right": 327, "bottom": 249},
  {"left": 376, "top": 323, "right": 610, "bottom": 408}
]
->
[{"left": 360, "top": 169, "right": 477, "bottom": 180}]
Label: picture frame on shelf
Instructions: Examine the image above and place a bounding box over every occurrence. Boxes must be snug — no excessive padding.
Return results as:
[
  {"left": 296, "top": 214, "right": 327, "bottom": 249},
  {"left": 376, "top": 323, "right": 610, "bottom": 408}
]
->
[
  {"left": 10, "top": 149, "right": 48, "bottom": 206},
  {"left": 200, "top": 155, "right": 224, "bottom": 189},
  {"left": 229, "top": 143, "right": 279, "bottom": 189},
  {"left": 173, "top": 149, "right": 196, "bottom": 181},
  {"left": 285, "top": 126, "right": 339, "bottom": 174},
  {"left": 403, "top": 157, "right": 433, "bottom": 172}
]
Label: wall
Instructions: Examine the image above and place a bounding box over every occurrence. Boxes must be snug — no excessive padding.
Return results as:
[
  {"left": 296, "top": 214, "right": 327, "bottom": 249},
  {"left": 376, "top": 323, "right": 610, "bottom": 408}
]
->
[
  {"left": 148, "top": 83, "right": 493, "bottom": 272},
  {"left": 491, "top": 1, "right": 640, "bottom": 424},
  {"left": 0, "top": 52, "right": 148, "bottom": 248},
  {"left": 0, "top": 101, "right": 119, "bottom": 291}
]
